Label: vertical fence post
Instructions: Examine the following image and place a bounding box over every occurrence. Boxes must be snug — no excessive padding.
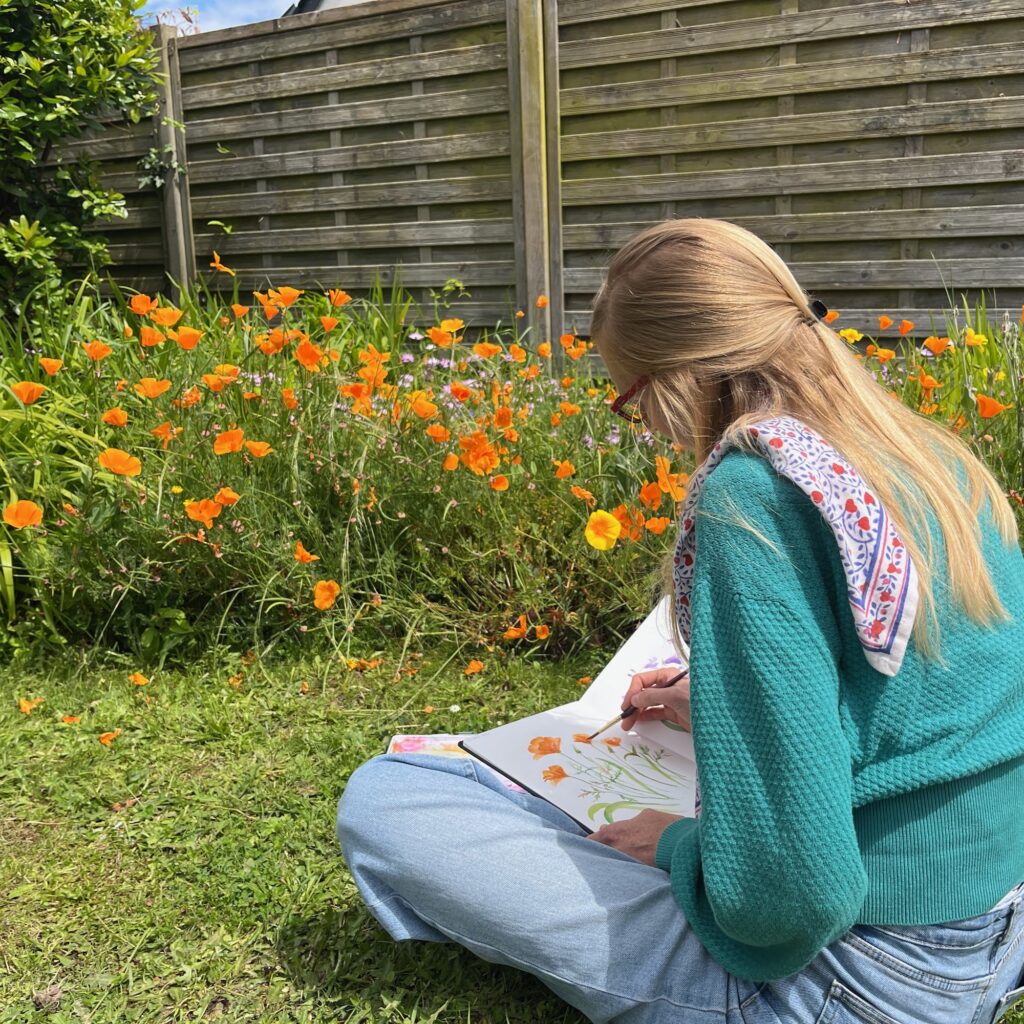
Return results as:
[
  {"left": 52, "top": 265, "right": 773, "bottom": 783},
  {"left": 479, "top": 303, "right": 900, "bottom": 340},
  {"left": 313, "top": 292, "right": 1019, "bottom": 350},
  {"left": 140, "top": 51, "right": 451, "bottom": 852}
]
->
[
  {"left": 507, "top": 0, "right": 562, "bottom": 364},
  {"left": 154, "top": 24, "right": 195, "bottom": 304}
]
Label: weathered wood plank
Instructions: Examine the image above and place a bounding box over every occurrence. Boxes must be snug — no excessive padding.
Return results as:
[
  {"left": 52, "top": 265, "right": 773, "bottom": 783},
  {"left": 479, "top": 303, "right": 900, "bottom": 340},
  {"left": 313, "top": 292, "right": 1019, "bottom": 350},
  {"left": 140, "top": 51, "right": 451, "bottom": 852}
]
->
[
  {"left": 562, "top": 205, "right": 1024, "bottom": 249},
  {"left": 193, "top": 219, "right": 513, "bottom": 253},
  {"left": 198, "top": 261, "right": 516, "bottom": 287},
  {"left": 187, "top": 131, "right": 509, "bottom": 184},
  {"left": 566, "top": 309, "right": 1022, "bottom": 338},
  {"left": 181, "top": 43, "right": 505, "bottom": 110},
  {"left": 185, "top": 86, "right": 508, "bottom": 145},
  {"left": 561, "top": 150, "right": 1024, "bottom": 205},
  {"left": 558, "top": 0, "right": 1024, "bottom": 69},
  {"left": 565, "top": 258, "right": 1024, "bottom": 291},
  {"left": 560, "top": 40, "right": 1024, "bottom": 116},
  {"left": 559, "top": 0, "right": 751, "bottom": 25},
  {"left": 562, "top": 96, "right": 1024, "bottom": 161},
  {"left": 178, "top": 0, "right": 503, "bottom": 69}
]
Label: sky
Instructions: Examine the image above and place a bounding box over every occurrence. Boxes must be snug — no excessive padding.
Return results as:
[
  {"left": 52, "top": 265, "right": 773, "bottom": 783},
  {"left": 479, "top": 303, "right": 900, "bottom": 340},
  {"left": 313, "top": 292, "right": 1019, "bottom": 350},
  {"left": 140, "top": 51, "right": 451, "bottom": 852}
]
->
[{"left": 139, "top": 0, "right": 289, "bottom": 33}]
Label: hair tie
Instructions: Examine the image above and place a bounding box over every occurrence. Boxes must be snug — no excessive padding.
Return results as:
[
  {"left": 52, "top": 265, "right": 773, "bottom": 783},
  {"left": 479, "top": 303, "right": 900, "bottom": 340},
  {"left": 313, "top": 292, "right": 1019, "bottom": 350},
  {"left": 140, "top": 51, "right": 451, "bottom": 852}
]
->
[{"left": 808, "top": 298, "right": 828, "bottom": 321}]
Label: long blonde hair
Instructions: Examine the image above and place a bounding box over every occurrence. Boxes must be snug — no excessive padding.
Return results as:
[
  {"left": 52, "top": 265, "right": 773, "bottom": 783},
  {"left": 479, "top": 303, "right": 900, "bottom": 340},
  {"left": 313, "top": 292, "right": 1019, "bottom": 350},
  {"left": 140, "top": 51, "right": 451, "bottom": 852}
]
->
[{"left": 590, "top": 217, "right": 1018, "bottom": 664}]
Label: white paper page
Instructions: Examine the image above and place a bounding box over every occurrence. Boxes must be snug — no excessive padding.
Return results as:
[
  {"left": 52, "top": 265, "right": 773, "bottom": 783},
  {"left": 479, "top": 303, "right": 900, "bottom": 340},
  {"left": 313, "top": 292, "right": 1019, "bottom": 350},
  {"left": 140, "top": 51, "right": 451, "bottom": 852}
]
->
[{"left": 461, "top": 702, "right": 696, "bottom": 831}]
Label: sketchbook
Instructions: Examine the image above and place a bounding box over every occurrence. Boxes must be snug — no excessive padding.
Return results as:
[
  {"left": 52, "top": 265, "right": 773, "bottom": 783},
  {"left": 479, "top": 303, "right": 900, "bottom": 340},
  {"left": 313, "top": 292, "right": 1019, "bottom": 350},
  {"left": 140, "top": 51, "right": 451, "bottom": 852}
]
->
[{"left": 457, "top": 595, "right": 697, "bottom": 833}]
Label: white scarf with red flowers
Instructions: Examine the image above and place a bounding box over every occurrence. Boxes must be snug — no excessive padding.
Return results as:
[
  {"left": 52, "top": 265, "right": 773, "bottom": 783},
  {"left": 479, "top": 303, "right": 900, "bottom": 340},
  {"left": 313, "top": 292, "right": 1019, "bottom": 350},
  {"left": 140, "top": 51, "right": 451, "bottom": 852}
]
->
[{"left": 673, "top": 415, "right": 919, "bottom": 678}]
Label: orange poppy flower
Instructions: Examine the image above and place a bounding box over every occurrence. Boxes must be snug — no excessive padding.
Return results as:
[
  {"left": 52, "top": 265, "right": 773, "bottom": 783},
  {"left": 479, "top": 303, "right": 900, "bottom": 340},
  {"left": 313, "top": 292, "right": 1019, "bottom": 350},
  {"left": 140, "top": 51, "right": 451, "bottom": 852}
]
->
[
  {"left": 62, "top": 715, "right": 80, "bottom": 724},
  {"left": 11, "top": 381, "right": 46, "bottom": 405},
  {"left": 977, "top": 394, "right": 1013, "bottom": 419},
  {"left": 425, "top": 423, "right": 450, "bottom": 444},
  {"left": 139, "top": 325, "right": 165, "bottom": 348},
  {"left": 130, "top": 293, "right": 159, "bottom": 315},
  {"left": 129, "top": 672, "right": 149, "bottom": 686},
  {"left": 328, "top": 288, "right": 352, "bottom": 307},
  {"left": 19, "top": 697, "right": 45, "bottom": 714},
  {"left": 473, "top": 342, "right": 502, "bottom": 358},
  {"left": 82, "top": 340, "right": 112, "bottom": 361},
  {"left": 185, "top": 499, "right": 222, "bottom": 529},
  {"left": 535, "top": 295, "right": 549, "bottom": 308},
  {"left": 528, "top": 736, "right": 560, "bottom": 758},
  {"left": 3, "top": 499, "right": 43, "bottom": 529},
  {"left": 210, "top": 251, "right": 235, "bottom": 276},
  {"left": 150, "top": 421, "right": 182, "bottom": 449},
  {"left": 611, "top": 504, "right": 646, "bottom": 542},
  {"left": 38, "top": 357, "right": 63, "bottom": 376},
  {"left": 537, "top": 341, "right": 551, "bottom": 358},
  {"left": 427, "top": 327, "right": 454, "bottom": 348},
  {"left": 638, "top": 481, "right": 663, "bottom": 510},
  {"left": 175, "top": 386, "right": 201, "bottom": 409},
  {"left": 464, "top": 659, "right": 484, "bottom": 675},
  {"left": 98, "top": 448, "right": 141, "bottom": 476},
  {"left": 295, "top": 339, "right": 325, "bottom": 372},
  {"left": 214, "top": 486, "right": 240, "bottom": 506},
  {"left": 458, "top": 430, "right": 500, "bottom": 476},
  {"left": 170, "top": 326, "right": 204, "bottom": 351},
  {"left": 542, "top": 765, "right": 569, "bottom": 785},
  {"left": 134, "top": 377, "right": 171, "bottom": 399},
  {"left": 269, "top": 286, "right": 303, "bottom": 307},
  {"left": 213, "top": 428, "right": 244, "bottom": 455},
  {"left": 449, "top": 381, "right": 472, "bottom": 402},
  {"left": 645, "top": 516, "right": 671, "bottom": 535},
  {"left": 98, "top": 729, "right": 122, "bottom": 746},
  {"left": 408, "top": 390, "right": 438, "bottom": 419},
  {"left": 148, "top": 306, "right": 183, "bottom": 327},
  {"left": 314, "top": 579, "right": 341, "bottom": 610},
  {"left": 878, "top": 315, "right": 894, "bottom": 330},
  {"left": 320, "top": 315, "right": 338, "bottom": 332},
  {"left": 553, "top": 459, "right": 575, "bottom": 479},
  {"left": 922, "top": 335, "right": 952, "bottom": 355},
  {"left": 244, "top": 440, "right": 273, "bottom": 457},
  {"left": 655, "top": 455, "right": 686, "bottom": 501},
  {"left": 534, "top": 624, "right": 550, "bottom": 639},
  {"left": 508, "top": 342, "right": 526, "bottom": 363},
  {"left": 231, "top": 303, "right": 249, "bottom": 318},
  {"left": 504, "top": 613, "right": 528, "bottom": 640},
  {"left": 898, "top": 319, "right": 914, "bottom": 336},
  {"left": 294, "top": 541, "right": 319, "bottom": 563},
  {"left": 442, "top": 453, "right": 459, "bottom": 471}
]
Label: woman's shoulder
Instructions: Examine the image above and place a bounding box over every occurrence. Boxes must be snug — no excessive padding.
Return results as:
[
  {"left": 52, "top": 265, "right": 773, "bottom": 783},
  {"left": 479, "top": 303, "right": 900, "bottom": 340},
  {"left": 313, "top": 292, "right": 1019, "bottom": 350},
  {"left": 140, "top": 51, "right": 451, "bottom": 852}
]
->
[{"left": 697, "top": 447, "right": 821, "bottom": 522}]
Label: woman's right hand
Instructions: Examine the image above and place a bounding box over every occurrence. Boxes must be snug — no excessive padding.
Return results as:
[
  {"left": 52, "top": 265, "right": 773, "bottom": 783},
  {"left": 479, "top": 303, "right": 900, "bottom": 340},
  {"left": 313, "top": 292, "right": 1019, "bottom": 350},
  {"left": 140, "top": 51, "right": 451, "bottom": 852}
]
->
[{"left": 620, "top": 667, "right": 691, "bottom": 732}]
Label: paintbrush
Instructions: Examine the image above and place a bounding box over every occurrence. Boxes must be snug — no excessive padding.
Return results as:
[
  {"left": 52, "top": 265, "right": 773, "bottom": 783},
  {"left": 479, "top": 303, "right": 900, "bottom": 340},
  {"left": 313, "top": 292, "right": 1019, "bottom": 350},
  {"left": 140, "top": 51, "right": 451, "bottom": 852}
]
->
[{"left": 582, "top": 667, "right": 690, "bottom": 741}]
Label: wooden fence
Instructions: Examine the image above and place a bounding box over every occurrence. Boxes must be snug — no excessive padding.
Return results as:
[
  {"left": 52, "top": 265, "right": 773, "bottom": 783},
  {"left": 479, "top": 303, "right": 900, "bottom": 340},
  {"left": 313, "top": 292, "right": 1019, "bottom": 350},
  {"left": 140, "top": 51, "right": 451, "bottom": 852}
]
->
[{"left": 64, "top": 0, "right": 1024, "bottom": 367}]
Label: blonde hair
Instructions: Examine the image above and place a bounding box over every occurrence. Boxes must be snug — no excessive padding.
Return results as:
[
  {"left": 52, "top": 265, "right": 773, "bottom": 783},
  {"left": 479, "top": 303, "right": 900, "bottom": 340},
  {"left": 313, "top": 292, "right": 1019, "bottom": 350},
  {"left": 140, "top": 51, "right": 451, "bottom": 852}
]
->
[{"left": 590, "top": 217, "right": 1018, "bottom": 664}]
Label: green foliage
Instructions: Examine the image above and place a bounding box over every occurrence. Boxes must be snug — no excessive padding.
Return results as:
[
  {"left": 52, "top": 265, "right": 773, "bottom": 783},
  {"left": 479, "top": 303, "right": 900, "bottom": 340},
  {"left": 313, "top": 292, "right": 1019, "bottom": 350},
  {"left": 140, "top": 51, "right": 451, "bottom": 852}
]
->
[{"left": 0, "top": 0, "right": 161, "bottom": 316}]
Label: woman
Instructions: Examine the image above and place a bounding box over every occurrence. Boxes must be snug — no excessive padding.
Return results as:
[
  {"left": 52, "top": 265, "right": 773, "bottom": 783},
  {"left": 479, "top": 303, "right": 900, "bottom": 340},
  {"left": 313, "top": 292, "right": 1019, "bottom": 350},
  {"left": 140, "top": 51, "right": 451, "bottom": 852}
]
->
[{"left": 336, "top": 218, "right": 1024, "bottom": 1023}]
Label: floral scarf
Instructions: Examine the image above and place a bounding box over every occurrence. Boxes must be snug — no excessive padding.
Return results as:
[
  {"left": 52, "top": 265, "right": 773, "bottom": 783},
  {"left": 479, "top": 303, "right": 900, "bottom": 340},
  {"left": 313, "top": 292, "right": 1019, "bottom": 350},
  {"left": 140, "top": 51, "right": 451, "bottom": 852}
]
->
[{"left": 673, "top": 415, "right": 920, "bottom": 818}]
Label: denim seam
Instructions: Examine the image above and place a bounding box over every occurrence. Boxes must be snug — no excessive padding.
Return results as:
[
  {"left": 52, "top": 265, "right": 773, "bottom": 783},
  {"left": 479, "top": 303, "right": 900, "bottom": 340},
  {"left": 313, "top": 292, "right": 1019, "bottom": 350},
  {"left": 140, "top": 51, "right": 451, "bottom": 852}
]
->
[
  {"left": 839, "top": 930, "right": 994, "bottom": 994},
  {"left": 387, "top": 893, "right": 732, "bottom": 1016},
  {"left": 865, "top": 924, "right": 999, "bottom": 952}
]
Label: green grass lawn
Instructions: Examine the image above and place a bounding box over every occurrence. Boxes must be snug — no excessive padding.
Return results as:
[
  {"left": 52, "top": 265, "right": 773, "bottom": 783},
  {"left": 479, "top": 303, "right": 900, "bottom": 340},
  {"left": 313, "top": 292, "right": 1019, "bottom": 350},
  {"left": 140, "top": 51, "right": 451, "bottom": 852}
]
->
[
  {"left": 4, "top": 646, "right": 1023, "bottom": 1024},
  {"left": 1, "top": 645, "right": 595, "bottom": 1023}
]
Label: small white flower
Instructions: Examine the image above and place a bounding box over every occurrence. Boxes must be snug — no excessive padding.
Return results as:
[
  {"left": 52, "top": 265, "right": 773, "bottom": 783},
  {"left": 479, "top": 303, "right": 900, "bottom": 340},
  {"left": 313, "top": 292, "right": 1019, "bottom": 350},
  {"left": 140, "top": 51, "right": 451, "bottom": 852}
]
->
[{"left": 449, "top": 704, "right": 461, "bottom": 713}]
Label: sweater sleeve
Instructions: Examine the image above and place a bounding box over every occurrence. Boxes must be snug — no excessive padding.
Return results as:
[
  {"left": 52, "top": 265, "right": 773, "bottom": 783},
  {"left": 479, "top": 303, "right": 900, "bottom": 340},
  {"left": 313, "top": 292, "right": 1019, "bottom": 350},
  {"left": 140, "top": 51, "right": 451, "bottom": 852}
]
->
[{"left": 654, "top": 453, "right": 869, "bottom": 982}]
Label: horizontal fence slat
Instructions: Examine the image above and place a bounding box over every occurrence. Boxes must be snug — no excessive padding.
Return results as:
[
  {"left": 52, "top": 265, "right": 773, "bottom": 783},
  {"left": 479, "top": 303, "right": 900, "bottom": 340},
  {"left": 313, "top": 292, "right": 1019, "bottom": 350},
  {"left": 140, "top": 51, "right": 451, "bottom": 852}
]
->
[
  {"left": 204, "top": 262, "right": 516, "bottom": 287},
  {"left": 562, "top": 96, "right": 1024, "bottom": 161},
  {"left": 189, "top": 175, "right": 513, "bottom": 217},
  {"left": 193, "top": 219, "right": 514, "bottom": 254},
  {"left": 178, "top": 0, "right": 504, "bottom": 70},
  {"left": 560, "top": 41, "right": 1024, "bottom": 117},
  {"left": 559, "top": 0, "right": 739, "bottom": 25},
  {"left": 181, "top": 42, "right": 506, "bottom": 110},
  {"left": 564, "top": 309, "right": 1022, "bottom": 338},
  {"left": 186, "top": 86, "right": 509, "bottom": 145},
  {"left": 562, "top": 149, "right": 1024, "bottom": 205},
  {"left": 188, "top": 131, "right": 510, "bottom": 185},
  {"left": 562, "top": 205, "right": 1024, "bottom": 249},
  {"left": 565, "top": 258, "right": 1024, "bottom": 291},
  {"left": 558, "top": 0, "right": 1024, "bottom": 69}
]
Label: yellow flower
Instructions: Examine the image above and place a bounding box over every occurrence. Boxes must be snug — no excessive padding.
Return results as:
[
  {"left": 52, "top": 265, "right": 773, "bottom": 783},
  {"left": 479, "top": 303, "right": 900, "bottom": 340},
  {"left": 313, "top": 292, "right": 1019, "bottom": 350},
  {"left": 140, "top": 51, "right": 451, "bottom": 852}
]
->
[{"left": 585, "top": 510, "right": 622, "bottom": 551}]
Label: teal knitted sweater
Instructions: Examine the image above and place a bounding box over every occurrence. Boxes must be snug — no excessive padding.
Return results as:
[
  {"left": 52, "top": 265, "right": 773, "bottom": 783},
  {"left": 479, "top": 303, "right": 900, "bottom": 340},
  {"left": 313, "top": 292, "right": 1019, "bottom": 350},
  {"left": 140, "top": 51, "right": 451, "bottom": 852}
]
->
[{"left": 654, "top": 449, "right": 1024, "bottom": 983}]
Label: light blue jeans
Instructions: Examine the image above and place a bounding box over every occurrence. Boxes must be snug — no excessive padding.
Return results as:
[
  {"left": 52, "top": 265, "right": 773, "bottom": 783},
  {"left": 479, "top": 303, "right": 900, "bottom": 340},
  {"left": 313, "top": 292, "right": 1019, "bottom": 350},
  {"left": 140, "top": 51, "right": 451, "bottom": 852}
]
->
[{"left": 336, "top": 752, "right": 1024, "bottom": 1024}]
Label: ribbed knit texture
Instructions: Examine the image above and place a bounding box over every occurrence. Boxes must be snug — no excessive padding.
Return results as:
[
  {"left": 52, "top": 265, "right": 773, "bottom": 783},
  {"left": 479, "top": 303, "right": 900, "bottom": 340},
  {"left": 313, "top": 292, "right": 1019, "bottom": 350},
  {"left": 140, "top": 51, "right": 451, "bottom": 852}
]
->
[{"left": 654, "top": 449, "right": 1024, "bottom": 983}]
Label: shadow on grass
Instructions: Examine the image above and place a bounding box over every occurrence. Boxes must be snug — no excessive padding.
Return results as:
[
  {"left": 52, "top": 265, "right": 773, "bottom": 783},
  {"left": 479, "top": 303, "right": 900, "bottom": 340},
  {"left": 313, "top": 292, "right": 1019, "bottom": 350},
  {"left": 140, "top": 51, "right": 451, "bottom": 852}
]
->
[{"left": 273, "top": 906, "right": 589, "bottom": 1023}]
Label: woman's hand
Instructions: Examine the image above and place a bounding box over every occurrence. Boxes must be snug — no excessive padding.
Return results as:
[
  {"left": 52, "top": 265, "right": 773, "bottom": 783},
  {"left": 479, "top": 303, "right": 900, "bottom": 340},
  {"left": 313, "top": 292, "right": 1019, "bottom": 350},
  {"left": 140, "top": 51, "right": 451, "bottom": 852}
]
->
[
  {"left": 619, "top": 667, "right": 691, "bottom": 732},
  {"left": 586, "top": 809, "right": 684, "bottom": 867}
]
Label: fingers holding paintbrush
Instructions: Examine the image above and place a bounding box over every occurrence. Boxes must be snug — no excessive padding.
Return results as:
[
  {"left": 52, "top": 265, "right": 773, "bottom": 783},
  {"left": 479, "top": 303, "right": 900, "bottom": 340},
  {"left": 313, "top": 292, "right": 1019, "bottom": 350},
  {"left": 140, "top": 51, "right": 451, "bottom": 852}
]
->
[{"left": 617, "top": 666, "right": 691, "bottom": 734}]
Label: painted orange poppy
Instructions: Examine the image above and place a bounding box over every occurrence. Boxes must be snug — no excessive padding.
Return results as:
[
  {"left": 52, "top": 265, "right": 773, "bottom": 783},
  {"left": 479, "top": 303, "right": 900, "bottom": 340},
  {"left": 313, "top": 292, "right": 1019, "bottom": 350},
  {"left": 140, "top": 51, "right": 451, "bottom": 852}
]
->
[
  {"left": 542, "top": 765, "right": 568, "bottom": 785},
  {"left": 528, "top": 736, "right": 561, "bottom": 759}
]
